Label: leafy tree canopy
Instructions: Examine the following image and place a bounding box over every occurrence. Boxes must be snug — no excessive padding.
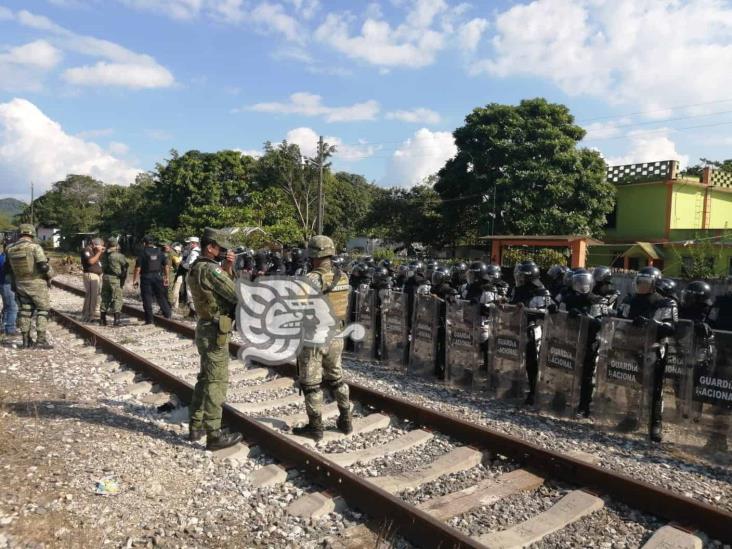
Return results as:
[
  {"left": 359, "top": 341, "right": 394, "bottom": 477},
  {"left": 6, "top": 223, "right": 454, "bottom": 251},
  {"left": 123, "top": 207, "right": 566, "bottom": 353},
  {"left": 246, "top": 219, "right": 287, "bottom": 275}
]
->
[{"left": 435, "top": 98, "right": 613, "bottom": 243}]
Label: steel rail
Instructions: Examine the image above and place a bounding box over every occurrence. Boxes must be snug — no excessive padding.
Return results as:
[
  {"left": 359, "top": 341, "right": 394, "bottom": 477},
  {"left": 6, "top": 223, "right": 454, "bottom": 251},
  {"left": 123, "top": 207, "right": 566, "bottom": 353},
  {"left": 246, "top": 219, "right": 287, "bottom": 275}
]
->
[
  {"left": 51, "top": 280, "right": 732, "bottom": 543},
  {"left": 49, "top": 305, "right": 482, "bottom": 548}
]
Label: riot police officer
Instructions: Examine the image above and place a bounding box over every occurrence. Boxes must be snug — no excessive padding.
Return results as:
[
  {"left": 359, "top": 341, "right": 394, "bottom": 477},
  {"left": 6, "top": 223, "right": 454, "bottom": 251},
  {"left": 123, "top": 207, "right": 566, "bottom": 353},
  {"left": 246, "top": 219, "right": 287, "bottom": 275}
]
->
[
  {"left": 617, "top": 266, "right": 677, "bottom": 442},
  {"left": 709, "top": 276, "right": 732, "bottom": 331},
  {"left": 547, "top": 264, "right": 569, "bottom": 302},
  {"left": 430, "top": 267, "right": 457, "bottom": 379},
  {"left": 5, "top": 224, "right": 54, "bottom": 349},
  {"left": 554, "top": 269, "right": 605, "bottom": 417},
  {"left": 463, "top": 262, "right": 507, "bottom": 369},
  {"left": 267, "top": 251, "right": 286, "bottom": 275},
  {"left": 680, "top": 281, "right": 728, "bottom": 452},
  {"left": 592, "top": 266, "right": 620, "bottom": 313},
  {"left": 372, "top": 266, "right": 392, "bottom": 360},
  {"left": 450, "top": 262, "right": 468, "bottom": 291},
  {"left": 656, "top": 277, "right": 679, "bottom": 304},
  {"left": 509, "top": 260, "right": 551, "bottom": 405},
  {"left": 293, "top": 235, "right": 352, "bottom": 441}
]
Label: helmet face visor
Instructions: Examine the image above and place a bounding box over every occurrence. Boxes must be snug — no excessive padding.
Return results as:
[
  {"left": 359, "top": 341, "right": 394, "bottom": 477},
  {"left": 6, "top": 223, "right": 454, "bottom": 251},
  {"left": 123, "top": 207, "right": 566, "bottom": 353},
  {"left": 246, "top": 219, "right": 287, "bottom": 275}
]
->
[
  {"left": 514, "top": 272, "right": 527, "bottom": 287},
  {"left": 634, "top": 275, "right": 655, "bottom": 295},
  {"left": 571, "top": 272, "right": 593, "bottom": 295},
  {"left": 467, "top": 270, "right": 479, "bottom": 285}
]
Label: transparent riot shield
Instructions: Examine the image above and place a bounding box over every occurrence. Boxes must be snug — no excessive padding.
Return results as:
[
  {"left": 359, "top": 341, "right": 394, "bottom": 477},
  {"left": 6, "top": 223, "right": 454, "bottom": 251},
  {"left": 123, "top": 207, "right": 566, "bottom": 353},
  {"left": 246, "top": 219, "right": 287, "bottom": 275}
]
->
[
  {"left": 537, "top": 311, "right": 587, "bottom": 416},
  {"left": 353, "top": 289, "right": 376, "bottom": 360},
  {"left": 408, "top": 294, "right": 438, "bottom": 378},
  {"left": 345, "top": 290, "right": 358, "bottom": 352},
  {"left": 488, "top": 305, "right": 527, "bottom": 401},
  {"left": 683, "top": 329, "right": 732, "bottom": 451},
  {"left": 381, "top": 291, "right": 408, "bottom": 368},
  {"left": 445, "top": 300, "right": 481, "bottom": 389},
  {"left": 662, "top": 319, "right": 695, "bottom": 430},
  {"left": 594, "top": 318, "right": 656, "bottom": 434}
]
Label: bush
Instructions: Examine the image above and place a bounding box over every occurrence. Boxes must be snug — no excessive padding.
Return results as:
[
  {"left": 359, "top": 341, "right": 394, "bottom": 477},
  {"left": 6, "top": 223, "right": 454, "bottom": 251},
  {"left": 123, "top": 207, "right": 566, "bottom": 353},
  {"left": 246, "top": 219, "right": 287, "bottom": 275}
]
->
[
  {"left": 372, "top": 247, "right": 396, "bottom": 262},
  {"left": 502, "top": 247, "right": 568, "bottom": 269}
]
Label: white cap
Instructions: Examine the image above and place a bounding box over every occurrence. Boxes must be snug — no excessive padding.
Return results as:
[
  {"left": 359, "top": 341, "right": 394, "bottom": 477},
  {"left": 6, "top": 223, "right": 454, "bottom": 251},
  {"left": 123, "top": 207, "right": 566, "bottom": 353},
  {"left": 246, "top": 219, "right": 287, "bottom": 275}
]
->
[
  {"left": 186, "top": 237, "right": 200, "bottom": 244},
  {"left": 173, "top": 244, "right": 182, "bottom": 252}
]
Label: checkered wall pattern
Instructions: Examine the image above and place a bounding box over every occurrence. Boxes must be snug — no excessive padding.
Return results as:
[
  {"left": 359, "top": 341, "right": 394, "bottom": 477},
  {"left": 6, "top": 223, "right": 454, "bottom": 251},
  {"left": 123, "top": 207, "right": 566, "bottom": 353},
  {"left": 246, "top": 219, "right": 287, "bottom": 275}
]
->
[
  {"left": 710, "top": 169, "right": 732, "bottom": 188},
  {"left": 605, "top": 160, "right": 679, "bottom": 184}
]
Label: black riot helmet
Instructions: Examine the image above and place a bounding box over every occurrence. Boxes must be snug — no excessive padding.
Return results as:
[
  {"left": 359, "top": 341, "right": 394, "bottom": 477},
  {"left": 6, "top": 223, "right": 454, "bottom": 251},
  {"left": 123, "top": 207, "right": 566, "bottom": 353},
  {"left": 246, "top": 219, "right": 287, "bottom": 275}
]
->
[
  {"left": 467, "top": 261, "right": 487, "bottom": 284},
  {"left": 254, "top": 250, "right": 269, "bottom": 271},
  {"left": 407, "top": 260, "right": 424, "bottom": 278},
  {"left": 379, "top": 259, "right": 392, "bottom": 272},
  {"left": 633, "top": 266, "right": 662, "bottom": 295},
  {"left": 451, "top": 261, "right": 468, "bottom": 274},
  {"left": 372, "top": 266, "right": 392, "bottom": 288},
  {"left": 547, "top": 264, "right": 569, "bottom": 284},
  {"left": 592, "top": 265, "right": 613, "bottom": 284},
  {"left": 332, "top": 255, "right": 345, "bottom": 268},
  {"left": 570, "top": 268, "right": 593, "bottom": 295},
  {"left": 562, "top": 268, "right": 575, "bottom": 288},
  {"left": 363, "top": 266, "right": 375, "bottom": 283},
  {"left": 431, "top": 266, "right": 451, "bottom": 286},
  {"left": 485, "top": 264, "right": 502, "bottom": 283},
  {"left": 656, "top": 277, "right": 678, "bottom": 300},
  {"left": 290, "top": 248, "right": 305, "bottom": 263},
  {"left": 350, "top": 262, "right": 365, "bottom": 279},
  {"left": 514, "top": 260, "right": 540, "bottom": 287},
  {"left": 681, "top": 280, "right": 713, "bottom": 308}
]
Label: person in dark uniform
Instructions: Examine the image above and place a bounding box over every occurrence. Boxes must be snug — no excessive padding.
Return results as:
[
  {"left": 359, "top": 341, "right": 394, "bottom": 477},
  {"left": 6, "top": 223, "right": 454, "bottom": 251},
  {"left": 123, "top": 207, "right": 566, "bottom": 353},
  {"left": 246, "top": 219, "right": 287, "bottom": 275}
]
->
[
  {"left": 546, "top": 264, "right": 569, "bottom": 303},
  {"left": 431, "top": 267, "right": 457, "bottom": 379},
  {"left": 371, "top": 266, "right": 392, "bottom": 360},
  {"left": 617, "top": 266, "right": 677, "bottom": 442},
  {"left": 463, "top": 262, "right": 507, "bottom": 371},
  {"left": 709, "top": 276, "right": 732, "bottom": 331},
  {"left": 132, "top": 235, "right": 172, "bottom": 324},
  {"left": 508, "top": 260, "right": 551, "bottom": 405}
]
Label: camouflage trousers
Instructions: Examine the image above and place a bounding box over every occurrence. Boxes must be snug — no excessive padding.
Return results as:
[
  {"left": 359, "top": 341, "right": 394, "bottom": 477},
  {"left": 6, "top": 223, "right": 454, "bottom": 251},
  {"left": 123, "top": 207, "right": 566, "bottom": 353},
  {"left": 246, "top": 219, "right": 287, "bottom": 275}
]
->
[
  {"left": 100, "top": 275, "right": 124, "bottom": 313},
  {"left": 297, "top": 337, "right": 349, "bottom": 419},
  {"left": 190, "top": 321, "right": 230, "bottom": 432},
  {"left": 15, "top": 281, "right": 49, "bottom": 342}
]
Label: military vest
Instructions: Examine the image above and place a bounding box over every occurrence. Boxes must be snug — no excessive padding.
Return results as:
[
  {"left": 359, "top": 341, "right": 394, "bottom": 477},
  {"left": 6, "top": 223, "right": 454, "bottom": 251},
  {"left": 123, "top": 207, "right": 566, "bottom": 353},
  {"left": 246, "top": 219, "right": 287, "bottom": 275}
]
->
[
  {"left": 102, "top": 251, "right": 127, "bottom": 278},
  {"left": 310, "top": 266, "right": 350, "bottom": 321},
  {"left": 7, "top": 240, "right": 43, "bottom": 281},
  {"left": 187, "top": 258, "right": 231, "bottom": 321}
]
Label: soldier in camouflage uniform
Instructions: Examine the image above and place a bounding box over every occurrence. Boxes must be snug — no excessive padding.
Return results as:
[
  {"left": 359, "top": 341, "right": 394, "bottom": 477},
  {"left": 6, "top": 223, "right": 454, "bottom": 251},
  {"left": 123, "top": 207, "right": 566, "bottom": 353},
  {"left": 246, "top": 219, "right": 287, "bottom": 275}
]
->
[
  {"left": 292, "top": 235, "right": 352, "bottom": 441},
  {"left": 186, "top": 228, "right": 242, "bottom": 451},
  {"left": 100, "top": 237, "right": 129, "bottom": 327},
  {"left": 4, "top": 224, "right": 54, "bottom": 349}
]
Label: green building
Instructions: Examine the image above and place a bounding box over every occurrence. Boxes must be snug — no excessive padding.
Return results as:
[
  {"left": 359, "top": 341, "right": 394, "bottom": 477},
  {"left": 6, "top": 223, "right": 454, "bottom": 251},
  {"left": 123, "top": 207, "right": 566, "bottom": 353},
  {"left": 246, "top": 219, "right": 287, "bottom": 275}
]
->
[{"left": 587, "top": 160, "right": 732, "bottom": 276}]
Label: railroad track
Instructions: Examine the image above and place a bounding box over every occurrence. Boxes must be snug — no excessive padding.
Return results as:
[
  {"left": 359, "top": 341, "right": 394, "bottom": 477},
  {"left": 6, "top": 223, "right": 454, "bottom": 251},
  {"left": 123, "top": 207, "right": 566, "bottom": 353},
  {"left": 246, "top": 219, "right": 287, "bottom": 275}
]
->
[{"left": 49, "top": 280, "right": 731, "bottom": 548}]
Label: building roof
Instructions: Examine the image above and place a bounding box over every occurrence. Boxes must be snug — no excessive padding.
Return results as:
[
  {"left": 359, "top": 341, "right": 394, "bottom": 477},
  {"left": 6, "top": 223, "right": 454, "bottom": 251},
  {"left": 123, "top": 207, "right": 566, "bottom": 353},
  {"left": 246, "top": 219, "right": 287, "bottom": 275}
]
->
[
  {"left": 479, "top": 234, "right": 604, "bottom": 245},
  {"left": 621, "top": 242, "right": 665, "bottom": 260}
]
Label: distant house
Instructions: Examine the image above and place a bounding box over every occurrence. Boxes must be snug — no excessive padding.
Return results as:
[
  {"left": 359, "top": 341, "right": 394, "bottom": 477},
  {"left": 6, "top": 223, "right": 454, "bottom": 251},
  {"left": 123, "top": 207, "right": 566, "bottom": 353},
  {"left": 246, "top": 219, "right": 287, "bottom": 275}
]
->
[
  {"left": 37, "top": 226, "right": 60, "bottom": 248},
  {"left": 346, "top": 237, "right": 382, "bottom": 254}
]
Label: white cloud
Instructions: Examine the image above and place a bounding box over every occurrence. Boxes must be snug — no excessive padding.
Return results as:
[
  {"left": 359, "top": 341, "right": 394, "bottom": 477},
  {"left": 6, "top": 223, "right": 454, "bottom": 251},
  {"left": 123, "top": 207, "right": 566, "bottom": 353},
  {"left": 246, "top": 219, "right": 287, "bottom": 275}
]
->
[
  {"left": 250, "top": 2, "right": 302, "bottom": 42},
  {"left": 107, "top": 141, "right": 130, "bottom": 155},
  {"left": 0, "top": 6, "right": 13, "bottom": 20},
  {"left": 76, "top": 128, "right": 114, "bottom": 139},
  {"left": 118, "top": 0, "right": 205, "bottom": 20},
  {"left": 314, "top": 1, "right": 449, "bottom": 68},
  {"left": 0, "top": 98, "right": 141, "bottom": 196},
  {"left": 234, "top": 148, "right": 263, "bottom": 158},
  {"left": 478, "top": 0, "right": 732, "bottom": 112},
  {"left": 383, "top": 127, "right": 456, "bottom": 187},
  {"left": 605, "top": 129, "right": 689, "bottom": 168},
  {"left": 248, "top": 92, "right": 379, "bottom": 122},
  {"left": 0, "top": 40, "right": 63, "bottom": 91},
  {"left": 457, "top": 17, "right": 488, "bottom": 52},
  {"left": 6, "top": 9, "right": 175, "bottom": 89},
  {"left": 284, "top": 127, "right": 377, "bottom": 162},
  {"left": 386, "top": 108, "right": 441, "bottom": 124},
  {"left": 286, "top": 0, "right": 320, "bottom": 19}
]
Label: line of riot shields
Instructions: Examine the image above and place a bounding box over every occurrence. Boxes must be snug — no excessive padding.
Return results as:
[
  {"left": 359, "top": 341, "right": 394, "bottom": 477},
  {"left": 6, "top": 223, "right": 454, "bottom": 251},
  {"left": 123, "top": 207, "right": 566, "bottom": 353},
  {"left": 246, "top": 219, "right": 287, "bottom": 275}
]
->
[{"left": 348, "top": 288, "right": 731, "bottom": 449}]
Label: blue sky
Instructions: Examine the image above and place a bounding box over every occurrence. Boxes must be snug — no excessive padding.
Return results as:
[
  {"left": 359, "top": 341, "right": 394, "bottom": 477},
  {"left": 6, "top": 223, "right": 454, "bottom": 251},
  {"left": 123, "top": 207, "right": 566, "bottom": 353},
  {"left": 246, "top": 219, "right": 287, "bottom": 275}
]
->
[{"left": 1, "top": 0, "right": 732, "bottom": 201}]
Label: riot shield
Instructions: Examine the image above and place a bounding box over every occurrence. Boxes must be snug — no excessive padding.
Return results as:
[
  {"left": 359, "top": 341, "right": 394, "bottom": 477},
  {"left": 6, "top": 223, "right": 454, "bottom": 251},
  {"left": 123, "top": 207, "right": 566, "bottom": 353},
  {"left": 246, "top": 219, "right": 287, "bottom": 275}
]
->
[
  {"left": 594, "top": 318, "right": 656, "bottom": 434},
  {"left": 661, "top": 319, "right": 695, "bottom": 430},
  {"left": 682, "top": 329, "right": 732, "bottom": 451},
  {"left": 353, "top": 289, "right": 376, "bottom": 360},
  {"left": 487, "top": 304, "right": 527, "bottom": 400},
  {"left": 408, "top": 294, "right": 438, "bottom": 378},
  {"left": 382, "top": 291, "right": 409, "bottom": 368},
  {"left": 445, "top": 300, "right": 481, "bottom": 388},
  {"left": 345, "top": 290, "right": 358, "bottom": 352},
  {"left": 537, "top": 311, "right": 587, "bottom": 416}
]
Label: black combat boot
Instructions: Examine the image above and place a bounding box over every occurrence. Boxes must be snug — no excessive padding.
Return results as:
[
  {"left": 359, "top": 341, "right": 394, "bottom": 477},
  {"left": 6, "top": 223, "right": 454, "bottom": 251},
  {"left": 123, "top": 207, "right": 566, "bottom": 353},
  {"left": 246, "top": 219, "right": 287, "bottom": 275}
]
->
[
  {"left": 292, "top": 415, "right": 323, "bottom": 441},
  {"left": 650, "top": 420, "right": 663, "bottom": 443},
  {"left": 188, "top": 426, "right": 206, "bottom": 442},
  {"left": 35, "top": 337, "right": 54, "bottom": 350},
  {"left": 21, "top": 333, "right": 32, "bottom": 348},
  {"left": 100, "top": 313, "right": 107, "bottom": 326},
  {"left": 336, "top": 407, "right": 353, "bottom": 435},
  {"left": 113, "top": 313, "right": 122, "bottom": 327},
  {"left": 206, "top": 429, "right": 243, "bottom": 451}
]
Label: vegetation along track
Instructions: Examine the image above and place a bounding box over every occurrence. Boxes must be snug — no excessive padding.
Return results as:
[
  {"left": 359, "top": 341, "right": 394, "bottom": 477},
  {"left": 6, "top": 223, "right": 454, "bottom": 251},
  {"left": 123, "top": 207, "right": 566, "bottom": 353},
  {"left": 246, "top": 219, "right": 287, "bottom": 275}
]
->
[{"left": 50, "top": 280, "right": 732, "bottom": 547}]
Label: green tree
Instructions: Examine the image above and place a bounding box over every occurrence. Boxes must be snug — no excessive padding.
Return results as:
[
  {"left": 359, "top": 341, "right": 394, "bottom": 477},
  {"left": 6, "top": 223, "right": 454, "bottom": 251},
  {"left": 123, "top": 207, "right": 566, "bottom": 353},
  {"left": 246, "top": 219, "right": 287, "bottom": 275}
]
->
[
  {"left": 22, "top": 174, "right": 106, "bottom": 247},
  {"left": 435, "top": 98, "right": 613, "bottom": 245},
  {"left": 323, "top": 171, "right": 379, "bottom": 249},
  {"left": 682, "top": 157, "right": 732, "bottom": 177}
]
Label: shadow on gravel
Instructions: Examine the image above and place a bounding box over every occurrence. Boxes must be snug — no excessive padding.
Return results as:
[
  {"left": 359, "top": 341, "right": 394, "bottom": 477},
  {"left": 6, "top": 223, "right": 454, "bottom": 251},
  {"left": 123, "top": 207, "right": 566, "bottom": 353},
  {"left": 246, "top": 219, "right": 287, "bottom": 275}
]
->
[{"left": 4, "top": 400, "right": 190, "bottom": 448}]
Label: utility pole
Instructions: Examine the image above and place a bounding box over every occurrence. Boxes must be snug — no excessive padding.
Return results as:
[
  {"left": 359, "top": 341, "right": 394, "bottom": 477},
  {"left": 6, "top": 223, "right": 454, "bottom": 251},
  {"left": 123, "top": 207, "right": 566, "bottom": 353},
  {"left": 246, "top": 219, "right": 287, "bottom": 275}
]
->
[{"left": 317, "top": 135, "right": 324, "bottom": 235}]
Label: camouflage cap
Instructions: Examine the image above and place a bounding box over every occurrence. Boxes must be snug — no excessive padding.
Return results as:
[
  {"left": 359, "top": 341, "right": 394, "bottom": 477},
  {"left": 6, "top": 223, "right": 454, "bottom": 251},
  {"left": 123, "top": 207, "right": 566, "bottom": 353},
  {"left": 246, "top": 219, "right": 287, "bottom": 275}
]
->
[
  {"left": 106, "top": 236, "right": 118, "bottom": 247},
  {"left": 307, "top": 235, "right": 335, "bottom": 258},
  {"left": 201, "top": 227, "right": 233, "bottom": 250},
  {"left": 18, "top": 223, "right": 36, "bottom": 237}
]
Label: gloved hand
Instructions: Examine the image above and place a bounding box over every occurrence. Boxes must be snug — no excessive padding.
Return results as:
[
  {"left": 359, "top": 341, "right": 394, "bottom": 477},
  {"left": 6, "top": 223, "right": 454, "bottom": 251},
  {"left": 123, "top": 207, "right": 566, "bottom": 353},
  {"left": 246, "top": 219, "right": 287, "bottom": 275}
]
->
[
  {"left": 632, "top": 316, "right": 648, "bottom": 327},
  {"left": 547, "top": 303, "right": 558, "bottom": 314},
  {"left": 694, "top": 321, "right": 712, "bottom": 338}
]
